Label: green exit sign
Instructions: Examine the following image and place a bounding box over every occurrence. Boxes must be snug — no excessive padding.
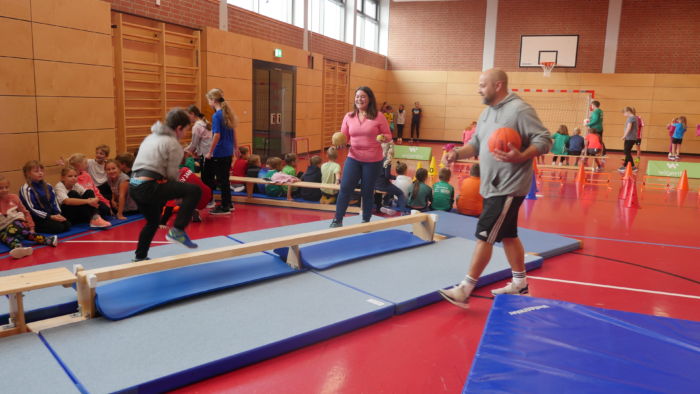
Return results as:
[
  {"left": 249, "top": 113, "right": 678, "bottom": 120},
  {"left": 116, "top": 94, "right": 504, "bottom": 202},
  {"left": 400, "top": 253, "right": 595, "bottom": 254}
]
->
[{"left": 274, "top": 48, "right": 283, "bottom": 58}]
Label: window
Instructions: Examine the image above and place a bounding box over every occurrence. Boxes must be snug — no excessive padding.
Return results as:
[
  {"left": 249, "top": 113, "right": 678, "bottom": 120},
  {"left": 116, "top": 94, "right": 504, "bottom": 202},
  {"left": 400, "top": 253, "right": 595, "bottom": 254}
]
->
[
  {"left": 310, "top": 0, "right": 345, "bottom": 41},
  {"left": 227, "top": 0, "right": 294, "bottom": 25},
  {"left": 355, "top": 0, "right": 379, "bottom": 52},
  {"left": 356, "top": 0, "right": 377, "bottom": 20}
]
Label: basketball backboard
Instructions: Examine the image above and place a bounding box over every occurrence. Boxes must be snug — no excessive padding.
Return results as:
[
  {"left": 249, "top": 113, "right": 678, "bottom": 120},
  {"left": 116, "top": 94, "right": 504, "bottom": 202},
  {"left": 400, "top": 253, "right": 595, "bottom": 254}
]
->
[{"left": 519, "top": 35, "right": 579, "bottom": 68}]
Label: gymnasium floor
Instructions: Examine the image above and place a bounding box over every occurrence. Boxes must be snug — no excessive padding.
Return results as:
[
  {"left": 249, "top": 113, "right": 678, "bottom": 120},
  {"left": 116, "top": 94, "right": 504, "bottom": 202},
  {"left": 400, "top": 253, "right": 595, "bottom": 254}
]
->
[{"left": 3, "top": 143, "right": 699, "bottom": 393}]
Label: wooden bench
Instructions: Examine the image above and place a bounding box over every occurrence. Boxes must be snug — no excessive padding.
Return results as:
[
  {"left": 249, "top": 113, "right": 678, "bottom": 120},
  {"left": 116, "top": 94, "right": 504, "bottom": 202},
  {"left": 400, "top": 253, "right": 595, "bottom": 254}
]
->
[
  {"left": 0, "top": 268, "right": 78, "bottom": 337},
  {"left": 229, "top": 176, "right": 362, "bottom": 213}
]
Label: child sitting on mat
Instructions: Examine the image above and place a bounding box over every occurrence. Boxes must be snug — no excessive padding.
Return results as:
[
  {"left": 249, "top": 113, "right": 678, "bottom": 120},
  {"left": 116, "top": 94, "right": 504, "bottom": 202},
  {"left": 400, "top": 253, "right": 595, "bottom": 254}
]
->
[
  {"left": 299, "top": 155, "right": 323, "bottom": 202},
  {"left": 105, "top": 159, "right": 138, "bottom": 220},
  {"left": 391, "top": 161, "right": 412, "bottom": 201},
  {"left": 0, "top": 174, "right": 57, "bottom": 259},
  {"left": 55, "top": 166, "right": 111, "bottom": 228},
  {"left": 407, "top": 168, "right": 432, "bottom": 212},
  {"left": 87, "top": 144, "right": 112, "bottom": 201},
  {"left": 115, "top": 152, "right": 135, "bottom": 178},
  {"left": 246, "top": 154, "right": 262, "bottom": 179},
  {"left": 20, "top": 160, "right": 71, "bottom": 234},
  {"left": 431, "top": 167, "right": 455, "bottom": 212},
  {"left": 68, "top": 153, "right": 112, "bottom": 217},
  {"left": 230, "top": 146, "right": 250, "bottom": 192},
  {"left": 456, "top": 164, "right": 483, "bottom": 217},
  {"left": 320, "top": 147, "right": 341, "bottom": 204},
  {"left": 264, "top": 157, "right": 286, "bottom": 197}
]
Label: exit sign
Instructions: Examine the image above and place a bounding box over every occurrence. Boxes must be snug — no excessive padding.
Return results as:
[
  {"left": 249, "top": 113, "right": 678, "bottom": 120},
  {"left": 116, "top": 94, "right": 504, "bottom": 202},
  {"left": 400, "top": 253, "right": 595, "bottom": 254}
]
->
[{"left": 274, "top": 48, "right": 283, "bottom": 58}]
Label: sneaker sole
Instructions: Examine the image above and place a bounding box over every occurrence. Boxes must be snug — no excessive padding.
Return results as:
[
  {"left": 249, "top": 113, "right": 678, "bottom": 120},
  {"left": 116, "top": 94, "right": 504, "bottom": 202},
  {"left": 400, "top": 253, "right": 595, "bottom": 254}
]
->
[
  {"left": 165, "top": 234, "right": 198, "bottom": 248},
  {"left": 209, "top": 211, "right": 231, "bottom": 216},
  {"left": 438, "top": 290, "right": 470, "bottom": 309},
  {"left": 10, "top": 247, "right": 33, "bottom": 259}
]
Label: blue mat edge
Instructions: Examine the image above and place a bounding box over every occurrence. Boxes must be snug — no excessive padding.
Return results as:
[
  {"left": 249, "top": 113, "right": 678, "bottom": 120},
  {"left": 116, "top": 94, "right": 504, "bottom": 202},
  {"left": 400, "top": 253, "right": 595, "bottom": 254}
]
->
[
  {"left": 461, "top": 295, "right": 504, "bottom": 394},
  {"left": 111, "top": 304, "right": 395, "bottom": 393}
]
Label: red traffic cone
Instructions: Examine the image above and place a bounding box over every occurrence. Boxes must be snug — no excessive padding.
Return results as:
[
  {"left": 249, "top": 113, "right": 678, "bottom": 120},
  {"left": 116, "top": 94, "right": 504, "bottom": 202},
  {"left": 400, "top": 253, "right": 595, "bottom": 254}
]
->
[
  {"left": 677, "top": 170, "right": 689, "bottom": 191},
  {"left": 619, "top": 178, "right": 631, "bottom": 200},
  {"left": 624, "top": 178, "right": 640, "bottom": 208},
  {"left": 622, "top": 162, "right": 634, "bottom": 181}
]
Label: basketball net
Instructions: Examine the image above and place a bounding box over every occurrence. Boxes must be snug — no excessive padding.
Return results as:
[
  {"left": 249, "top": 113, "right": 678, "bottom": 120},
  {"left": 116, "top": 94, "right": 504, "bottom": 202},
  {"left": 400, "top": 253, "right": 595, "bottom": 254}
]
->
[{"left": 540, "top": 62, "right": 556, "bottom": 77}]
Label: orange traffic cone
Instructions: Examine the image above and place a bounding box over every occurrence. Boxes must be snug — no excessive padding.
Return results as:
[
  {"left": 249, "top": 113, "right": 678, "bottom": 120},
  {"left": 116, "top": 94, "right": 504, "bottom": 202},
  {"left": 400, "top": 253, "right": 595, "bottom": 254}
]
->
[
  {"left": 624, "top": 178, "right": 640, "bottom": 208},
  {"left": 677, "top": 170, "right": 689, "bottom": 191},
  {"left": 622, "top": 162, "right": 633, "bottom": 181},
  {"left": 619, "top": 177, "right": 630, "bottom": 200},
  {"left": 575, "top": 161, "right": 585, "bottom": 184}
]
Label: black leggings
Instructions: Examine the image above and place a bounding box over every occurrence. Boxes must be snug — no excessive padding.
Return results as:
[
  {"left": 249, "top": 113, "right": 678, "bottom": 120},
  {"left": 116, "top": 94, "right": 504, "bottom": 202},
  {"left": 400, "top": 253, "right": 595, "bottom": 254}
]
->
[
  {"left": 130, "top": 179, "right": 201, "bottom": 260},
  {"left": 411, "top": 120, "right": 420, "bottom": 139},
  {"left": 33, "top": 216, "right": 71, "bottom": 234},
  {"left": 623, "top": 139, "right": 635, "bottom": 167},
  {"left": 207, "top": 156, "right": 232, "bottom": 210},
  {"left": 396, "top": 124, "right": 404, "bottom": 139}
]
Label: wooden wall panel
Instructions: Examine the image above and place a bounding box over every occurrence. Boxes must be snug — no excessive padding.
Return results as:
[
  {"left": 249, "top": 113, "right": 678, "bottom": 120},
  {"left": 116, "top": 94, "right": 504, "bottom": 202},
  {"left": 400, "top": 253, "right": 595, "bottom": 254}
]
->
[
  {"left": 230, "top": 100, "right": 252, "bottom": 125},
  {"left": 0, "top": 170, "right": 27, "bottom": 190},
  {"left": 0, "top": 57, "right": 34, "bottom": 95},
  {"left": 206, "top": 76, "right": 252, "bottom": 101},
  {"left": 0, "top": 0, "right": 30, "bottom": 20},
  {"left": 32, "top": 23, "right": 112, "bottom": 66},
  {"left": 0, "top": 18, "right": 32, "bottom": 58},
  {"left": 204, "top": 28, "right": 253, "bottom": 57},
  {"left": 34, "top": 61, "right": 113, "bottom": 97},
  {"left": 36, "top": 97, "right": 115, "bottom": 131},
  {"left": 38, "top": 129, "right": 115, "bottom": 164},
  {"left": 31, "top": 0, "right": 110, "bottom": 34},
  {"left": 0, "top": 96, "right": 36, "bottom": 133},
  {"left": 206, "top": 53, "right": 251, "bottom": 80},
  {"left": 0, "top": 133, "right": 39, "bottom": 172}
]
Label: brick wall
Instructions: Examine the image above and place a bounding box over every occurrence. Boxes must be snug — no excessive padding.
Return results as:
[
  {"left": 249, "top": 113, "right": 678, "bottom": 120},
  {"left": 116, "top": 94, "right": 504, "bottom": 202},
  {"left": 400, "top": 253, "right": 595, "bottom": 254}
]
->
[
  {"left": 228, "top": 5, "right": 304, "bottom": 49},
  {"left": 617, "top": 0, "right": 700, "bottom": 74},
  {"left": 106, "top": 0, "right": 218, "bottom": 29},
  {"left": 387, "top": 0, "right": 486, "bottom": 71},
  {"left": 356, "top": 47, "right": 386, "bottom": 69},
  {"left": 494, "top": 0, "right": 608, "bottom": 73},
  {"left": 310, "top": 33, "right": 353, "bottom": 63}
]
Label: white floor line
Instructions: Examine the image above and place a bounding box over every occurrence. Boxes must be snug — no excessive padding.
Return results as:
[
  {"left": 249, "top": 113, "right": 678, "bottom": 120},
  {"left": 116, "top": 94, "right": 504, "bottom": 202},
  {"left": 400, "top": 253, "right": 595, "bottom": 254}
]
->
[
  {"left": 528, "top": 275, "right": 700, "bottom": 300},
  {"left": 62, "top": 240, "right": 170, "bottom": 244}
]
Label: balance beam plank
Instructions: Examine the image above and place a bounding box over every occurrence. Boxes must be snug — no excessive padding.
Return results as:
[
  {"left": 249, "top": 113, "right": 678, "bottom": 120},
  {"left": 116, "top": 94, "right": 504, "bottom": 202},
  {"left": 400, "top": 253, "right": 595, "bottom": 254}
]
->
[{"left": 0, "top": 268, "right": 76, "bottom": 296}]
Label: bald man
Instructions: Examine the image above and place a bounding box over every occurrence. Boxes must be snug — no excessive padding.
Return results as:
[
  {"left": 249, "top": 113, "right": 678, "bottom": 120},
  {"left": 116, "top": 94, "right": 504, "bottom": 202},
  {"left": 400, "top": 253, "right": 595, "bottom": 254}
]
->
[{"left": 439, "top": 69, "right": 551, "bottom": 308}]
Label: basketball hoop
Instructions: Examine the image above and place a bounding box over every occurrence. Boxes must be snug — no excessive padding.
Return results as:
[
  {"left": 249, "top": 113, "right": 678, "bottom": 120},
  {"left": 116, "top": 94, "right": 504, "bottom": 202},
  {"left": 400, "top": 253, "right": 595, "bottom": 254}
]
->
[{"left": 540, "top": 62, "right": 556, "bottom": 77}]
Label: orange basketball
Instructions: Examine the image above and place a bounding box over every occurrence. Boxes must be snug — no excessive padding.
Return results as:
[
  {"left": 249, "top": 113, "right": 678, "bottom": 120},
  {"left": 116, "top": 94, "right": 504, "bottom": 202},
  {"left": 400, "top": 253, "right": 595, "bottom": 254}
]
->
[{"left": 488, "top": 127, "right": 522, "bottom": 153}]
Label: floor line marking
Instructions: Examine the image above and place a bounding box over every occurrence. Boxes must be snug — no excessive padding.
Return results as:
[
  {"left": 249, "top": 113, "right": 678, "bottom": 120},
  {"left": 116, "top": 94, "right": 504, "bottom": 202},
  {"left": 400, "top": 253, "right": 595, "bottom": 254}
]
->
[
  {"left": 62, "top": 240, "right": 170, "bottom": 244},
  {"left": 528, "top": 276, "right": 700, "bottom": 300},
  {"left": 555, "top": 234, "right": 700, "bottom": 250}
]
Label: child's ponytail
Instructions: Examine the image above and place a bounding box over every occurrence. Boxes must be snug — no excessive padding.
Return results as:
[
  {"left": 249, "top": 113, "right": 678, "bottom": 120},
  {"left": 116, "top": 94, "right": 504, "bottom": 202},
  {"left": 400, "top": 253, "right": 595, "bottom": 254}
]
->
[{"left": 206, "top": 88, "right": 238, "bottom": 130}]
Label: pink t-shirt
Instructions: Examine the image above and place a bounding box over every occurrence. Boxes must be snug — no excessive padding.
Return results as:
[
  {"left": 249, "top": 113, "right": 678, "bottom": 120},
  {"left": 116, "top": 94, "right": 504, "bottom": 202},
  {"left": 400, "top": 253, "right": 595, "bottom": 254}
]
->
[
  {"left": 341, "top": 112, "right": 392, "bottom": 163},
  {"left": 77, "top": 171, "right": 109, "bottom": 205},
  {"left": 462, "top": 127, "right": 476, "bottom": 146}
]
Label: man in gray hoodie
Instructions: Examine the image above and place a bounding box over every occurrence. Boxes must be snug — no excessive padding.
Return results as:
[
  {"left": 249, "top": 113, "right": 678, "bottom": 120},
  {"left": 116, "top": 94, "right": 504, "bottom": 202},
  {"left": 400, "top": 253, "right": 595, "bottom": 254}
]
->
[{"left": 440, "top": 69, "right": 551, "bottom": 308}]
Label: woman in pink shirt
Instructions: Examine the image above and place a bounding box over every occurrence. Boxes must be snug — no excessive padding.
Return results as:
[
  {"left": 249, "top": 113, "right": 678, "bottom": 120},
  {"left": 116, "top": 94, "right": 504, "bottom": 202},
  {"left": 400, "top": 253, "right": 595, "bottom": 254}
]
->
[{"left": 331, "top": 86, "right": 392, "bottom": 227}]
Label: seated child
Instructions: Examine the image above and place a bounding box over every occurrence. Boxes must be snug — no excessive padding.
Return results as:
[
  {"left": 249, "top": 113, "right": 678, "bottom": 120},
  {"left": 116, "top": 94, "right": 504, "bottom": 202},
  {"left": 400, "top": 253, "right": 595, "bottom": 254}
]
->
[
  {"left": 584, "top": 129, "right": 604, "bottom": 171},
  {"left": 431, "top": 167, "right": 455, "bottom": 212},
  {"left": 320, "top": 147, "right": 341, "bottom": 204},
  {"left": 0, "top": 175, "right": 57, "bottom": 258},
  {"left": 407, "top": 168, "right": 432, "bottom": 211},
  {"left": 246, "top": 154, "right": 262, "bottom": 178},
  {"left": 19, "top": 160, "right": 71, "bottom": 234},
  {"left": 264, "top": 157, "right": 286, "bottom": 197},
  {"left": 160, "top": 167, "right": 213, "bottom": 225},
  {"left": 567, "top": 127, "right": 584, "bottom": 166},
  {"left": 299, "top": 155, "right": 323, "bottom": 202},
  {"left": 551, "top": 125, "right": 570, "bottom": 165},
  {"left": 456, "top": 164, "right": 483, "bottom": 216},
  {"left": 256, "top": 157, "right": 273, "bottom": 194},
  {"left": 374, "top": 142, "right": 406, "bottom": 215},
  {"left": 67, "top": 153, "right": 112, "bottom": 218},
  {"left": 87, "top": 144, "right": 112, "bottom": 201},
  {"left": 115, "top": 152, "right": 135, "bottom": 177},
  {"left": 231, "top": 146, "right": 250, "bottom": 192},
  {"left": 391, "top": 161, "right": 412, "bottom": 200},
  {"left": 105, "top": 159, "right": 138, "bottom": 220},
  {"left": 55, "top": 166, "right": 111, "bottom": 228},
  {"left": 283, "top": 152, "right": 300, "bottom": 177}
]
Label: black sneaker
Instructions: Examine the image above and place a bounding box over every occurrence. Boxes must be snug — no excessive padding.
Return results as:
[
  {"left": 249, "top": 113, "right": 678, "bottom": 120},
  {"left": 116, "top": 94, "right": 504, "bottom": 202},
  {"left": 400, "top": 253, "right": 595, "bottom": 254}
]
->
[
  {"left": 132, "top": 257, "right": 151, "bottom": 262},
  {"left": 191, "top": 210, "right": 201, "bottom": 222},
  {"left": 210, "top": 206, "right": 231, "bottom": 215},
  {"left": 329, "top": 219, "right": 343, "bottom": 228}
]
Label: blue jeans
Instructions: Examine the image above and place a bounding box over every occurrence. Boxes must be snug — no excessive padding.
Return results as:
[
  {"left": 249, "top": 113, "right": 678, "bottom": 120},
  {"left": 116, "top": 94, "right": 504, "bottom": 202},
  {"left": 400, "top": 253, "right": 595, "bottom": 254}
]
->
[{"left": 334, "top": 157, "right": 383, "bottom": 222}]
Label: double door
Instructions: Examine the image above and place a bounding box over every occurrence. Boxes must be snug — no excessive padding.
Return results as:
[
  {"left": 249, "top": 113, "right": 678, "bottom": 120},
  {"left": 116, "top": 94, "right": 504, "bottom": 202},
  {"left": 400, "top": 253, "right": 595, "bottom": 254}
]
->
[{"left": 253, "top": 60, "right": 295, "bottom": 159}]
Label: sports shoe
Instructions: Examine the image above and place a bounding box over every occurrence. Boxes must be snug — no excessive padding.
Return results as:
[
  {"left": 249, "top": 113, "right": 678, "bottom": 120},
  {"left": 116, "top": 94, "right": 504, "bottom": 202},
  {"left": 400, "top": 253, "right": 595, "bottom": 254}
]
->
[
  {"left": 380, "top": 207, "right": 398, "bottom": 216},
  {"left": 47, "top": 235, "right": 58, "bottom": 247},
  {"left": 166, "top": 228, "right": 198, "bottom": 248},
  {"left": 191, "top": 210, "right": 202, "bottom": 223},
  {"left": 632, "top": 167, "right": 638, "bottom": 172},
  {"left": 491, "top": 282, "right": 529, "bottom": 296},
  {"left": 209, "top": 206, "right": 231, "bottom": 215},
  {"left": 438, "top": 281, "right": 471, "bottom": 309},
  {"left": 9, "top": 247, "right": 33, "bottom": 259},
  {"left": 89, "top": 216, "right": 111, "bottom": 228},
  {"left": 329, "top": 219, "right": 342, "bottom": 228},
  {"left": 617, "top": 166, "right": 626, "bottom": 173},
  {"left": 131, "top": 257, "right": 151, "bottom": 262},
  {"left": 206, "top": 199, "right": 216, "bottom": 209}
]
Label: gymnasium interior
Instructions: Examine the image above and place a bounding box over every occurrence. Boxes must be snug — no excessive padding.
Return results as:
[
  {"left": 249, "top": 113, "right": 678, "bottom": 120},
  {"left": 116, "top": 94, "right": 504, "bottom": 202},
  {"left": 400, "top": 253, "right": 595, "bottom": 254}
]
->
[{"left": 0, "top": 0, "right": 699, "bottom": 392}]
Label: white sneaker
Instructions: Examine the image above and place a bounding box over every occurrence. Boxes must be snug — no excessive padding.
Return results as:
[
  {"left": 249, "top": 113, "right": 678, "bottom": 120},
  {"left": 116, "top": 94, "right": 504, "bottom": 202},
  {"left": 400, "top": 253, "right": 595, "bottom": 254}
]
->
[
  {"left": 491, "top": 282, "right": 529, "bottom": 296},
  {"left": 438, "top": 281, "right": 471, "bottom": 309},
  {"left": 380, "top": 207, "right": 398, "bottom": 216},
  {"left": 9, "top": 247, "right": 33, "bottom": 259},
  {"left": 206, "top": 199, "right": 216, "bottom": 209}
]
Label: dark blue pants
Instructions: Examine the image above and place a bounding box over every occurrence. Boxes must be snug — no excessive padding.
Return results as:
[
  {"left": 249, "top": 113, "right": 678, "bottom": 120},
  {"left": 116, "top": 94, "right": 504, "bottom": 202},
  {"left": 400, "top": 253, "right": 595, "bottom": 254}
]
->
[{"left": 334, "top": 157, "right": 382, "bottom": 222}]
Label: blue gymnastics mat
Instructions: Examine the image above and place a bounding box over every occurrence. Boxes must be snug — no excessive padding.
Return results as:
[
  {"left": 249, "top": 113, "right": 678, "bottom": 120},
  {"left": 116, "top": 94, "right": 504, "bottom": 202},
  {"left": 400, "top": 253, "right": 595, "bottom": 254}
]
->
[
  {"left": 96, "top": 253, "right": 298, "bottom": 320},
  {"left": 0, "top": 333, "right": 79, "bottom": 393},
  {"left": 40, "top": 273, "right": 394, "bottom": 393},
  {"left": 431, "top": 211, "right": 581, "bottom": 258},
  {"left": 229, "top": 215, "right": 414, "bottom": 245},
  {"left": 0, "top": 236, "right": 239, "bottom": 325},
  {"left": 273, "top": 229, "right": 431, "bottom": 270},
  {"left": 316, "top": 237, "right": 543, "bottom": 314},
  {"left": 464, "top": 295, "right": 700, "bottom": 393}
]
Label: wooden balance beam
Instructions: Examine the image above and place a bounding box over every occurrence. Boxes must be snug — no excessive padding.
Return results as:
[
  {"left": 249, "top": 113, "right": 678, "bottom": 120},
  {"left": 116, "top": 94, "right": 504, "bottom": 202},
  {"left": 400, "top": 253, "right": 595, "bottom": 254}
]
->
[
  {"left": 0, "top": 268, "right": 77, "bottom": 337},
  {"left": 74, "top": 212, "right": 437, "bottom": 319}
]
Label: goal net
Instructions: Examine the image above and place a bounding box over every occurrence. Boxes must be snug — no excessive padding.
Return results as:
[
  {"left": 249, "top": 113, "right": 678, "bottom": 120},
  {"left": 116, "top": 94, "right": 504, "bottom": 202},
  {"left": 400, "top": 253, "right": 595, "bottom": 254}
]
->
[{"left": 510, "top": 89, "right": 594, "bottom": 134}]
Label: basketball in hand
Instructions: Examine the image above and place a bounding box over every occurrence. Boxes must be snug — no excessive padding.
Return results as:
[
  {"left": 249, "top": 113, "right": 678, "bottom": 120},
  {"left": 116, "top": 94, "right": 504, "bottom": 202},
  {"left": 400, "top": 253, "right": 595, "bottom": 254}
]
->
[
  {"left": 488, "top": 127, "right": 522, "bottom": 153},
  {"left": 332, "top": 132, "right": 347, "bottom": 146}
]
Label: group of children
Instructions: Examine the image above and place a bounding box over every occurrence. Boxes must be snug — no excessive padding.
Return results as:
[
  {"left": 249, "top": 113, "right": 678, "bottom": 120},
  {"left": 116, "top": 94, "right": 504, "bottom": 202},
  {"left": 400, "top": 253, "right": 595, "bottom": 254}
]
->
[{"left": 0, "top": 145, "right": 138, "bottom": 259}]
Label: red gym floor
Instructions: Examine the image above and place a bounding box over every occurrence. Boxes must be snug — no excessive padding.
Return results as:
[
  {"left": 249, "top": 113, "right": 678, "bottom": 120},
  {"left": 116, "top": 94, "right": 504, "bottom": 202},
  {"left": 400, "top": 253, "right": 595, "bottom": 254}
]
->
[{"left": 3, "top": 143, "right": 699, "bottom": 393}]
